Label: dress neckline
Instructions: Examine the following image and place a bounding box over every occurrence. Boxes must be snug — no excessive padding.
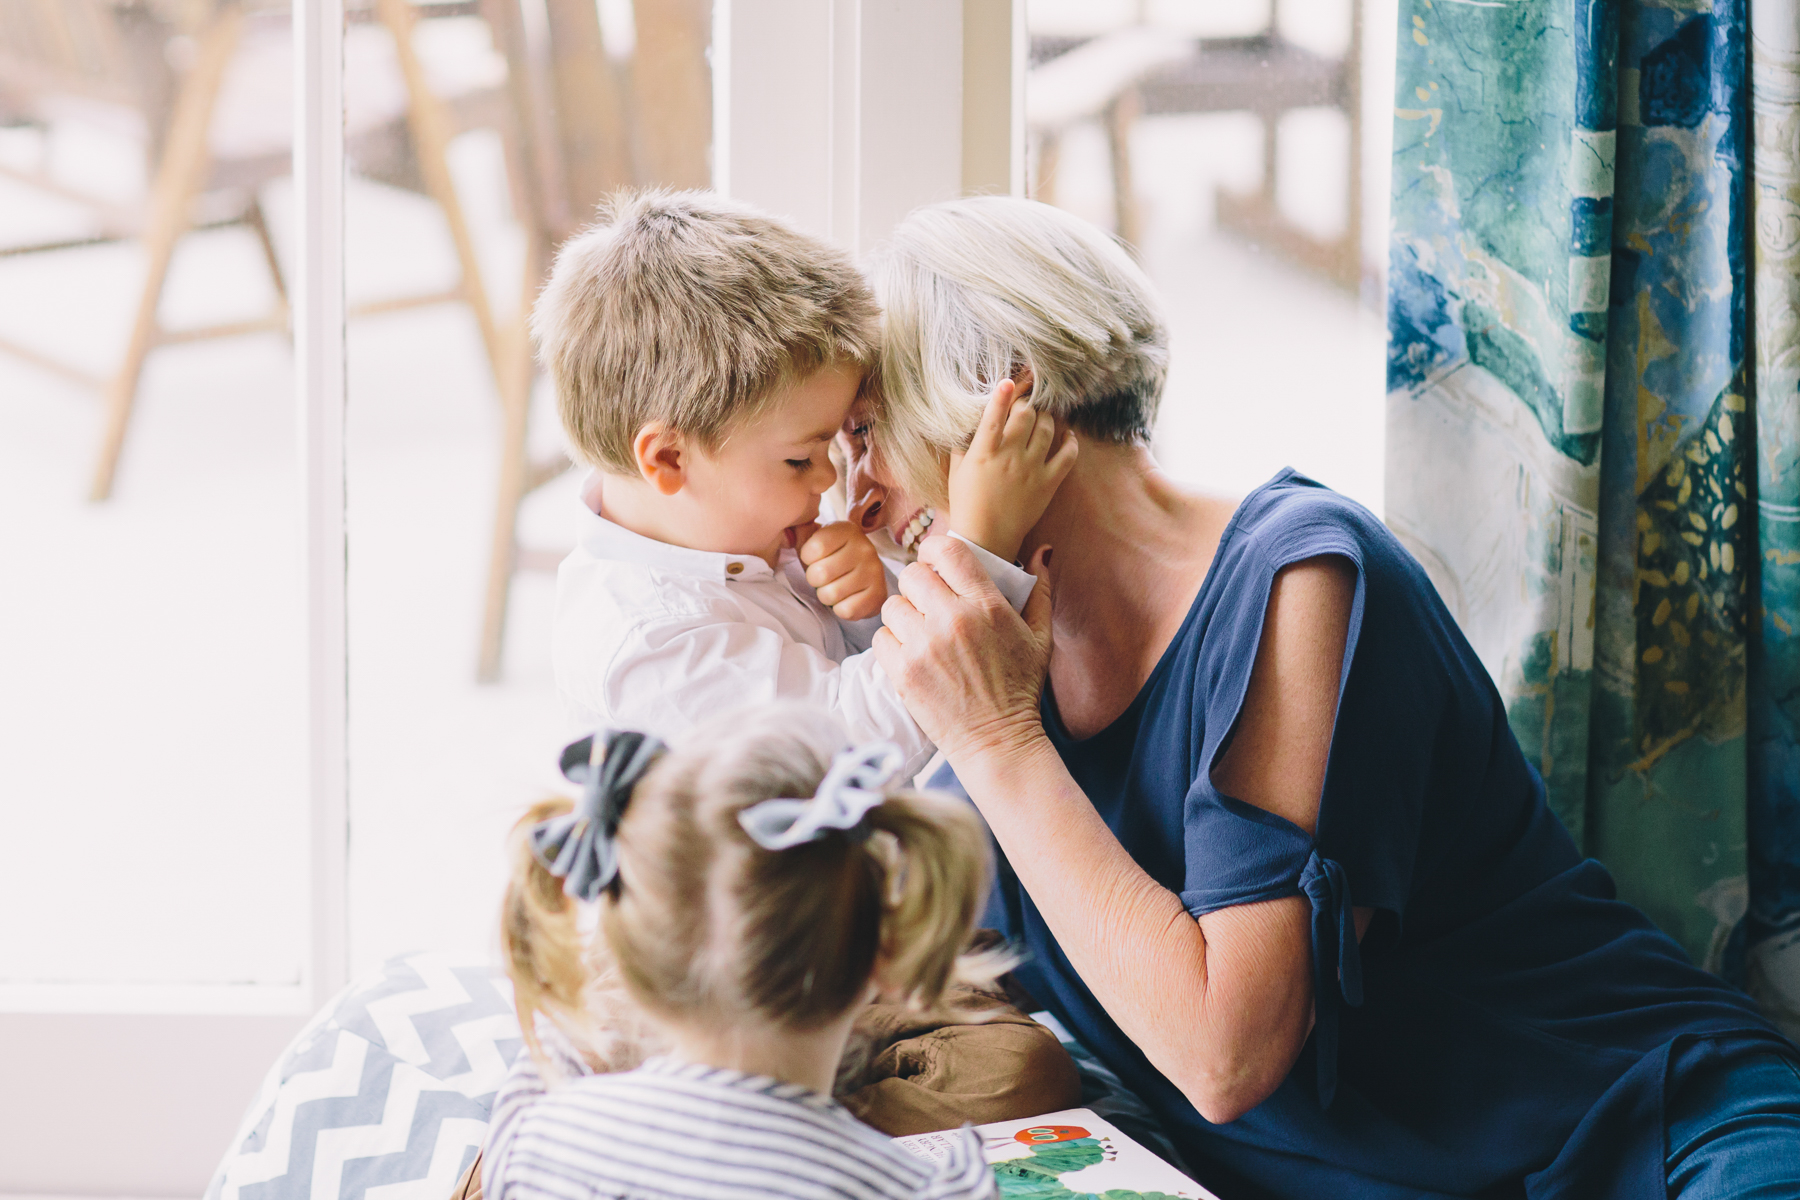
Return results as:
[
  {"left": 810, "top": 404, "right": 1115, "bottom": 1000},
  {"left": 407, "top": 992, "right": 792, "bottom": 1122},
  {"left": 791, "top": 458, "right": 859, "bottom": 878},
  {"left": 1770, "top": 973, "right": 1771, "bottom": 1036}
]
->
[{"left": 1043, "top": 466, "right": 1295, "bottom": 749}]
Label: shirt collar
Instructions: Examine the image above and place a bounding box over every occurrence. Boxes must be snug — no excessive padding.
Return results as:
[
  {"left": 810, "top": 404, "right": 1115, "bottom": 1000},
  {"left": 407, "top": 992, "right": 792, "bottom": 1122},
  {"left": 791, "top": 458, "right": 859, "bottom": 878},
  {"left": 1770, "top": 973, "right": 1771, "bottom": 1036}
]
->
[{"left": 577, "top": 474, "right": 777, "bottom": 583}]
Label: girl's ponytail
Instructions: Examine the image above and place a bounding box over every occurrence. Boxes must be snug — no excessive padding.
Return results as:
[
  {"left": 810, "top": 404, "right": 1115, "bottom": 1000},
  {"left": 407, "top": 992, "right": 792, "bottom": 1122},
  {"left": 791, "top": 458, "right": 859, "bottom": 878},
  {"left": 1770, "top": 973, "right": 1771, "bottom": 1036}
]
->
[
  {"left": 863, "top": 794, "right": 1005, "bottom": 1010},
  {"left": 501, "top": 797, "right": 595, "bottom": 1069}
]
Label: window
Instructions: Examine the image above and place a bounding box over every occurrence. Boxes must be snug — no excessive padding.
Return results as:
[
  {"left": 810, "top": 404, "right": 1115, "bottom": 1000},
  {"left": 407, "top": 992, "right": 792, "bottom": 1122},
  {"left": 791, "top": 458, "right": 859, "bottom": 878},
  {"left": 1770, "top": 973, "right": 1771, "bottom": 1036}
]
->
[{"left": 0, "top": 2, "right": 1020, "bottom": 1190}]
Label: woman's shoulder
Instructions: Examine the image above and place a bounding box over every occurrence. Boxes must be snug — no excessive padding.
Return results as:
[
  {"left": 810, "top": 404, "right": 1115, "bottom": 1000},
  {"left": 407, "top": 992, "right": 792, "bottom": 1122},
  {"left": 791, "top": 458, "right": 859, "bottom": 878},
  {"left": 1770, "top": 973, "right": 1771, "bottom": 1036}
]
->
[
  {"left": 1184, "top": 469, "right": 1477, "bottom": 723},
  {"left": 1220, "top": 468, "right": 1394, "bottom": 576},
  {"left": 1189, "top": 470, "right": 1396, "bottom": 658}
]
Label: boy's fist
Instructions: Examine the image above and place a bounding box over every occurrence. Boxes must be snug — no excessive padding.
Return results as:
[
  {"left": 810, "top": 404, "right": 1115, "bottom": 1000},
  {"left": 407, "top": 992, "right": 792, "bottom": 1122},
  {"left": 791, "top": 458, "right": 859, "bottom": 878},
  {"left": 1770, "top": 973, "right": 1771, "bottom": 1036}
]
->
[
  {"left": 799, "top": 519, "right": 889, "bottom": 620},
  {"left": 947, "top": 379, "right": 1079, "bottom": 563}
]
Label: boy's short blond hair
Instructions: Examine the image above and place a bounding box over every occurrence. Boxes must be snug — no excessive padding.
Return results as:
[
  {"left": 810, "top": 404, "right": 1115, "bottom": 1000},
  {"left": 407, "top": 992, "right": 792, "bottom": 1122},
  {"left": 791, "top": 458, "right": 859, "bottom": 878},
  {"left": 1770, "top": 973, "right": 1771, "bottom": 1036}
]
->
[{"left": 532, "top": 189, "right": 880, "bottom": 473}]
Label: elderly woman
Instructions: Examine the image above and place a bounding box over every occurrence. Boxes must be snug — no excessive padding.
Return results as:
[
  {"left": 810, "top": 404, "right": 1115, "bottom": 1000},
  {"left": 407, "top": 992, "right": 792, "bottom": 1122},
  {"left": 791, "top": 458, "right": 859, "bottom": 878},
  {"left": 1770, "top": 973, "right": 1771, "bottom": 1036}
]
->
[{"left": 843, "top": 197, "right": 1800, "bottom": 1200}]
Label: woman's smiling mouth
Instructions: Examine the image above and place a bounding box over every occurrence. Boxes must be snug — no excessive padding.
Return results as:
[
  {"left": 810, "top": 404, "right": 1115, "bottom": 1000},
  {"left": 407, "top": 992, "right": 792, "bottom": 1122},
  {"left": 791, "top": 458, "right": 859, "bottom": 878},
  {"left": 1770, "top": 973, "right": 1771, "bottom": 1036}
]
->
[{"left": 896, "top": 507, "right": 937, "bottom": 552}]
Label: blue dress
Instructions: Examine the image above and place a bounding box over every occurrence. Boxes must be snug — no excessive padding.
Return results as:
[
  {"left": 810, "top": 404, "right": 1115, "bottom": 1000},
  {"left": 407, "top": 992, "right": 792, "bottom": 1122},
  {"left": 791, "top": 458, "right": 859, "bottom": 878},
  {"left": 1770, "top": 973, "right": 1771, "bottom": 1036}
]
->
[{"left": 968, "top": 469, "right": 1793, "bottom": 1200}]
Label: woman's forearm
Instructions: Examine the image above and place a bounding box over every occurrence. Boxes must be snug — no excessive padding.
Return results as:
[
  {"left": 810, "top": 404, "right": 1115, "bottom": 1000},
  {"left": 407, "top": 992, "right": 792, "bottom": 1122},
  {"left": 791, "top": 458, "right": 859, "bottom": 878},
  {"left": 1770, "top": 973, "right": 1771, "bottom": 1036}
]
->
[
  {"left": 872, "top": 538, "right": 1316, "bottom": 1120},
  {"left": 953, "top": 731, "right": 1312, "bottom": 1122}
]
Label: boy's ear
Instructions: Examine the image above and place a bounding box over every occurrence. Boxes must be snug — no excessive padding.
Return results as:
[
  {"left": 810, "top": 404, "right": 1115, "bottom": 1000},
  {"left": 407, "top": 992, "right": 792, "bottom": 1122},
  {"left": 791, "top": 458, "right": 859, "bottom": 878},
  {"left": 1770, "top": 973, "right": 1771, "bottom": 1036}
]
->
[{"left": 632, "top": 423, "right": 687, "bottom": 496}]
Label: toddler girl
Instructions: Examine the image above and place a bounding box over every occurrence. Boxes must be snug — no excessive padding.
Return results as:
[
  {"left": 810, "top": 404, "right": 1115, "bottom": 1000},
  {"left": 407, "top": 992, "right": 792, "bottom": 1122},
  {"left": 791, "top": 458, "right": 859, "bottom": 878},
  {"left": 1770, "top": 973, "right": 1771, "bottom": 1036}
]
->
[{"left": 485, "top": 704, "right": 1002, "bottom": 1200}]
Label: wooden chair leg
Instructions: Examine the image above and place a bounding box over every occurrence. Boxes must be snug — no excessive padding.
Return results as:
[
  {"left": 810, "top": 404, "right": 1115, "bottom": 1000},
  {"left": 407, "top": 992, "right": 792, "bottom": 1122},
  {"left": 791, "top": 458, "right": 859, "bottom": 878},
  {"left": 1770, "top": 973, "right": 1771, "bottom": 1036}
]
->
[
  {"left": 476, "top": 193, "right": 551, "bottom": 683},
  {"left": 1032, "top": 129, "right": 1060, "bottom": 207},
  {"left": 1342, "top": 0, "right": 1366, "bottom": 292},
  {"left": 375, "top": 0, "right": 508, "bottom": 396},
  {"left": 475, "top": 369, "right": 528, "bottom": 682},
  {"left": 246, "top": 193, "right": 290, "bottom": 314},
  {"left": 476, "top": 304, "right": 539, "bottom": 684},
  {"left": 1106, "top": 87, "right": 1141, "bottom": 250},
  {"left": 544, "top": 0, "right": 635, "bottom": 216},
  {"left": 629, "top": 0, "right": 711, "bottom": 188},
  {"left": 90, "top": 4, "right": 243, "bottom": 501}
]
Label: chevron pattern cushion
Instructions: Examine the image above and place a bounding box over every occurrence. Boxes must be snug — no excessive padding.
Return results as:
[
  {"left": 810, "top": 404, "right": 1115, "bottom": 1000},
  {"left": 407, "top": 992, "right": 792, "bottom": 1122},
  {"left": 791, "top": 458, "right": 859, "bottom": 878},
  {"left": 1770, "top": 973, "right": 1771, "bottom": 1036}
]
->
[{"left": 206, "top": 952, "right": 524, "bottom": 1200}]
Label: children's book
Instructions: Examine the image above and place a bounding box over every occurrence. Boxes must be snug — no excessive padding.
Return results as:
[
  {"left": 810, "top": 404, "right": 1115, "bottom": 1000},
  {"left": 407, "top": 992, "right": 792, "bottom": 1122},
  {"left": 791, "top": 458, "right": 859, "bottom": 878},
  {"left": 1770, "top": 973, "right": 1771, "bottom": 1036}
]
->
[{"left": 895, "top": 1107, "right": 1221, "bottom": 1200}]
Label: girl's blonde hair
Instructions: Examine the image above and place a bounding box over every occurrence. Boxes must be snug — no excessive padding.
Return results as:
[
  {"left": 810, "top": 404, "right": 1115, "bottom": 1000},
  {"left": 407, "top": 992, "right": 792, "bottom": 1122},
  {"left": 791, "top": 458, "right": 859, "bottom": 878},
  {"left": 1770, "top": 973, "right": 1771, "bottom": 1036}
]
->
[
  {"left": 865, "top": 196, "right": 1169, "bottom": 506},
  {"left": 501, "top": 706, "right": 998, "bottom": 1070}
]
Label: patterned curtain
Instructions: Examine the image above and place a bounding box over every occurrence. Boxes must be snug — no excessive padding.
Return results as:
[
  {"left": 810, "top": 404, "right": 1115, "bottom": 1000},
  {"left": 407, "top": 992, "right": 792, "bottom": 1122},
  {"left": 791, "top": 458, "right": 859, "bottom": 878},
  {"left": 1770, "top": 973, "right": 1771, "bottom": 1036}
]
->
[{"left": 1384, "top": 0, "right": 1800, "bottom": 1038}]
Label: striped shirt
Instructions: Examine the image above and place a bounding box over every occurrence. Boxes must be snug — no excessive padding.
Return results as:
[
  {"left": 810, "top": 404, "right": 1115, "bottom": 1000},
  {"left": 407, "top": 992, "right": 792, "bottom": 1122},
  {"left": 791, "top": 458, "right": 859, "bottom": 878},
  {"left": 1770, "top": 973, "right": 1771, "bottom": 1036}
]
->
[{"left": 484, "top": 1052, "right": 997, "bottom": 1200}]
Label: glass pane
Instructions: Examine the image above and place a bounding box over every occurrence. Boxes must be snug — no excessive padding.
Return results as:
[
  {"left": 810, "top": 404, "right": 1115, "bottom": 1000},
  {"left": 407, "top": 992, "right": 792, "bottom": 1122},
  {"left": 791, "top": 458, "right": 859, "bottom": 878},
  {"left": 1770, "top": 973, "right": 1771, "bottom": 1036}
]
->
[
  {"left": 1028, "top": 0, "right": 1390, "bottom": 515},
  {"left": 0, "top": 1, "right": 306, "bottom": 990},
  {"left": 342, "top": 0, "right": 713, "bottom": 973}
]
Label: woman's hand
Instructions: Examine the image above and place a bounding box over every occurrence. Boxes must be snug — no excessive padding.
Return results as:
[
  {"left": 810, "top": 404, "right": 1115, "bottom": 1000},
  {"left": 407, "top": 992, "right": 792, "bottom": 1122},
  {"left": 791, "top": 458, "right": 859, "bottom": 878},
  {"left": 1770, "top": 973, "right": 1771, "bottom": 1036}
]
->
[
  {"left": 946, "top": 380, "right": 1078, "bottom": 563},
  {"left": 872, "top": 535, "right": 1054, "bottom": 763}
]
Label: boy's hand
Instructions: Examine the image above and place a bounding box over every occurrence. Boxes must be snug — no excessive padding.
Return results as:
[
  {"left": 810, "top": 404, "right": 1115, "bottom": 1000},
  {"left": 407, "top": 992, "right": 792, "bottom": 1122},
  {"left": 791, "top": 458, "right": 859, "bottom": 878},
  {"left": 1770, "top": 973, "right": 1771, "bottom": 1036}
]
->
[
  {"left": 799, "top": 505, "right": 889, "bottom": 620},
  {"left": 947, "top": 379, "right": 1079, "bottom": 562}
]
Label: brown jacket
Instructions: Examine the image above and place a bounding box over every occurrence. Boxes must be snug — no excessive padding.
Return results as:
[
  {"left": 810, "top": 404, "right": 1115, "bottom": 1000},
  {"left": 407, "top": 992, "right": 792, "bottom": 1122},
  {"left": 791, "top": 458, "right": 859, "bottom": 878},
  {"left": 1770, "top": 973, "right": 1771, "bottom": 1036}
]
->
[{"left": 835, "top": 983, "right": 1081, "bottom": 1135}]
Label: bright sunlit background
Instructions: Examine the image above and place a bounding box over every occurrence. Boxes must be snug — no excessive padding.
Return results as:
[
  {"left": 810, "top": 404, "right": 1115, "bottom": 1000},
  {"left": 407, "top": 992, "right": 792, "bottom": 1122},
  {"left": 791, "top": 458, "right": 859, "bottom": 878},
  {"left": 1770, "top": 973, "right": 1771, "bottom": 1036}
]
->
[{"left": 0, "top": 0, "right": 1390, "bottom": 1002}]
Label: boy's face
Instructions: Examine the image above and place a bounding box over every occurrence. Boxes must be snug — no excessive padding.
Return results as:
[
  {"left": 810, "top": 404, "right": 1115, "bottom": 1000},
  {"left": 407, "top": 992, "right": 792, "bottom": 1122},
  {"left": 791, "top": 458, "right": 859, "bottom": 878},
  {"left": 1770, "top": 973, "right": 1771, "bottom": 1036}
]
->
[{"left": 682, "top": 364, "right": 859, "bottom": 560}]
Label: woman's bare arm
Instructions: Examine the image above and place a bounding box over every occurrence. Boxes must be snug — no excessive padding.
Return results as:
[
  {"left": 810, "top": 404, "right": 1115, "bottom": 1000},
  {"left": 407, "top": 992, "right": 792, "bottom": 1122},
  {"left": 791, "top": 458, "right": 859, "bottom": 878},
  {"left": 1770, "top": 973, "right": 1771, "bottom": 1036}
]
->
[
  {"left": 875, "top": 538, "right": 1359, "bottom": 1123},
  {"left": 1215, "top": 555, "right": 1376, "bottom": 963}
]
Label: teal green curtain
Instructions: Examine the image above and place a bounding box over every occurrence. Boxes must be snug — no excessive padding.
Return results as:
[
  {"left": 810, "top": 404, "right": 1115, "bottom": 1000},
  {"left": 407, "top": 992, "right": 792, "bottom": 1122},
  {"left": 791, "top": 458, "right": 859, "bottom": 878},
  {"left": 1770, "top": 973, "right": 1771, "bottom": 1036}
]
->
[{"left": 1384, "top": 0, "right": 1800, "bottom": 1038}]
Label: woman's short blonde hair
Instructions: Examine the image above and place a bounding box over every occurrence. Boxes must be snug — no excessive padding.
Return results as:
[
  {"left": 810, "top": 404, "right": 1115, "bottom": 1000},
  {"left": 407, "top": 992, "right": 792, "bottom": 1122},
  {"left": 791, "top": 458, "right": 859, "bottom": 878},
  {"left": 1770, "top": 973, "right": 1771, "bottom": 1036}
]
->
[
  {"left": 866, "top": 196, "right": 1169, "bottom": 505},
  {"left": 501, "top": 705, "right": 999, "bottom": 1068},
  {"left": 533, "top": 189, "right": 879, "bottom": 475}
]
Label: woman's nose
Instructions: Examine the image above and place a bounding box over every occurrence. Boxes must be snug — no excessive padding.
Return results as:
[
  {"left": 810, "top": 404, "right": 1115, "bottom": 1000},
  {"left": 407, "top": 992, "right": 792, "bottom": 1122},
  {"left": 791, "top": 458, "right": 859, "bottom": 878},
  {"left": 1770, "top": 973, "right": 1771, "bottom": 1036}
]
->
[{"left": 845, "top": 456, "right": 886, "bottom": 531}]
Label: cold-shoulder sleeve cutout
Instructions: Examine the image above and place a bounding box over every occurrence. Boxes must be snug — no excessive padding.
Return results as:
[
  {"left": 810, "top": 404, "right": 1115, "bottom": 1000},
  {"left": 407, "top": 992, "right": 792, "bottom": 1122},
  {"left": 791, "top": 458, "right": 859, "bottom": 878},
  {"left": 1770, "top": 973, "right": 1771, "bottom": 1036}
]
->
[
  {"left": 1182, "top": 767, "right": 1368, "bottom": 1112},
  {"left": 1174, "top": 484, "right": 1441, "bottom": 1111}
]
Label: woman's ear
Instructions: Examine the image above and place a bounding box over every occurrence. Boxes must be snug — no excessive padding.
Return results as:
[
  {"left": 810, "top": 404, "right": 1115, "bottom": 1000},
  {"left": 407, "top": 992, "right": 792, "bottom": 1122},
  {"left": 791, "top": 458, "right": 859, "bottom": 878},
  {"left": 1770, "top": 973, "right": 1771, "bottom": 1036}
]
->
[{"left": 632, "top": 423, "right": 687, "bottom": 496}]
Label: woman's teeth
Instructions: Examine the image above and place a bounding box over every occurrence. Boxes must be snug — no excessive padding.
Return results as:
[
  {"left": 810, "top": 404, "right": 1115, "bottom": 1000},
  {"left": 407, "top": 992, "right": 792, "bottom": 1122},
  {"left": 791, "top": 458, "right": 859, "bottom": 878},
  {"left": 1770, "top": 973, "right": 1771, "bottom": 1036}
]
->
[{"left": 899, "top": 509, "right": 936, "bottom": 552}]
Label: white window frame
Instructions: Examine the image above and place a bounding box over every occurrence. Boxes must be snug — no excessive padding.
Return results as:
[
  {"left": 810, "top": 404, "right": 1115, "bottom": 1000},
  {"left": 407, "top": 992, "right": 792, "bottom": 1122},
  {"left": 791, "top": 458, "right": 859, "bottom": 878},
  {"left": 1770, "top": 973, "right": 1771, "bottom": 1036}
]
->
[
  {"left": 295, "top": 0, "right": 351, "bottom": 1018},
  {"left": 714, "top": 0, "right": 1022, "bottom": 250}
]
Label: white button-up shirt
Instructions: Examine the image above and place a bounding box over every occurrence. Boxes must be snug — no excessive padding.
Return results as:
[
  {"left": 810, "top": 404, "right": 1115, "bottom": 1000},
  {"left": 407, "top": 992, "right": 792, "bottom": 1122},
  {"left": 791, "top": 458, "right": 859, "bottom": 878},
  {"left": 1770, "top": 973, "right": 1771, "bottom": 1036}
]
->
[{"left": 553, "top": 496, "right": 1036, "bottom": 780}]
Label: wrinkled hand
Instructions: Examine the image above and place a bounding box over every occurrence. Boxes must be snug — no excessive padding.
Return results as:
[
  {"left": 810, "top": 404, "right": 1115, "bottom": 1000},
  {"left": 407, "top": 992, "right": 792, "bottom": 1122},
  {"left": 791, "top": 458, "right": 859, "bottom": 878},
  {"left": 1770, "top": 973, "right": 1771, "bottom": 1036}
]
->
[
  {"left": 947, "top": 379, "right": 1078, "bottom": 563},
  {"left": 799, "top": 511, "right": 889, "bottom": 620},
  {"left": 873, "top": 535, "right": 1053, "bottom": 762}
]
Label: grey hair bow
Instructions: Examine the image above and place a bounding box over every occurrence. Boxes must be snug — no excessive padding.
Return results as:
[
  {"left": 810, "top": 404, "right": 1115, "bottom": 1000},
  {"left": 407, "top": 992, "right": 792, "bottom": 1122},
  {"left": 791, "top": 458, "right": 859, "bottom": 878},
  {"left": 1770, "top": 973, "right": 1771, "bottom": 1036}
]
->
[
  {"left": 531, "top": 729, "right": 668, "bottom": 900},
  {"left": 737, "top": 742, "right": 905, "bottom": 850}
]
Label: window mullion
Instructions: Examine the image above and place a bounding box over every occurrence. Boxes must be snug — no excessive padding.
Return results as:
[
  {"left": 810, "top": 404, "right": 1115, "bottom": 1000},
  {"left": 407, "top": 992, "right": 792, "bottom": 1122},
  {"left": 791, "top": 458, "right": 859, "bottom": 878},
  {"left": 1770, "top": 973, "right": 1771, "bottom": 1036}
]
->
[{"left": 293, "top": 0, "right": 350, "bottom": 1010}]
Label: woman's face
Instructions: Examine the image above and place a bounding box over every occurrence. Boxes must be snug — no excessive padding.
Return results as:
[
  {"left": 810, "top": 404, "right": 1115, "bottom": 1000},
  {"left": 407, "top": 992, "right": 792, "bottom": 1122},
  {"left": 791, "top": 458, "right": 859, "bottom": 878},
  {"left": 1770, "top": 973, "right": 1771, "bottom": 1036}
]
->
[
  {"left": 838, "top": 366, "right": 1040, "bottom": 557},
  {"left": 837, "top": 401, "right": 944, "bottom": 556}
]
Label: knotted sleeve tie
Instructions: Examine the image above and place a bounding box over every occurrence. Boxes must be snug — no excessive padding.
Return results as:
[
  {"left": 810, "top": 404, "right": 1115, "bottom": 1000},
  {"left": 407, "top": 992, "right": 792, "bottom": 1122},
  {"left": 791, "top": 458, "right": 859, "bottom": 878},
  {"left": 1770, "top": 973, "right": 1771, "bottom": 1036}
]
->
[{"left": 1299, "top": 850, "right": 1365, "bottom": 1109}]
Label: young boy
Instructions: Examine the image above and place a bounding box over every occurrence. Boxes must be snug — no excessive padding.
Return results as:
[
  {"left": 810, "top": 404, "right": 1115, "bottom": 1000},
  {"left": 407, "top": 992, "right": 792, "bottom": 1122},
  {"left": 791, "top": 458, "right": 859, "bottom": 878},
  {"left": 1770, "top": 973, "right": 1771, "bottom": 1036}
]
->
[{"left": 535, "top": 190, "right": 1073, "bottom": 777}]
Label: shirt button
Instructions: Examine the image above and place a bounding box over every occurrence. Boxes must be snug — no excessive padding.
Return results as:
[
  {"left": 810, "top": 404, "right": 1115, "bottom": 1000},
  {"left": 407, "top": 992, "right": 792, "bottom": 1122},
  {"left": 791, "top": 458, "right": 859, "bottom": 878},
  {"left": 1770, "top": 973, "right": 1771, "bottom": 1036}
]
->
[{"left": 726, "top": 562, "right": 744, "bottom": 576}]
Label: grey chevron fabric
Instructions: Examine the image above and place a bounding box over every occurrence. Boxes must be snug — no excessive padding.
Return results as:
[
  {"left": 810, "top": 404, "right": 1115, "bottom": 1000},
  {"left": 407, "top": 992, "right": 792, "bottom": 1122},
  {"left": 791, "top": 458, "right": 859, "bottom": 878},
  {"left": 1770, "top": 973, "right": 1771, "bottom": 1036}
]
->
[
  {"left": 206, "top": 951, "right": 1180, "bottom": 1200},
  {"left": 206, "top": 952, "right": 524, "bottom": 1200}
]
